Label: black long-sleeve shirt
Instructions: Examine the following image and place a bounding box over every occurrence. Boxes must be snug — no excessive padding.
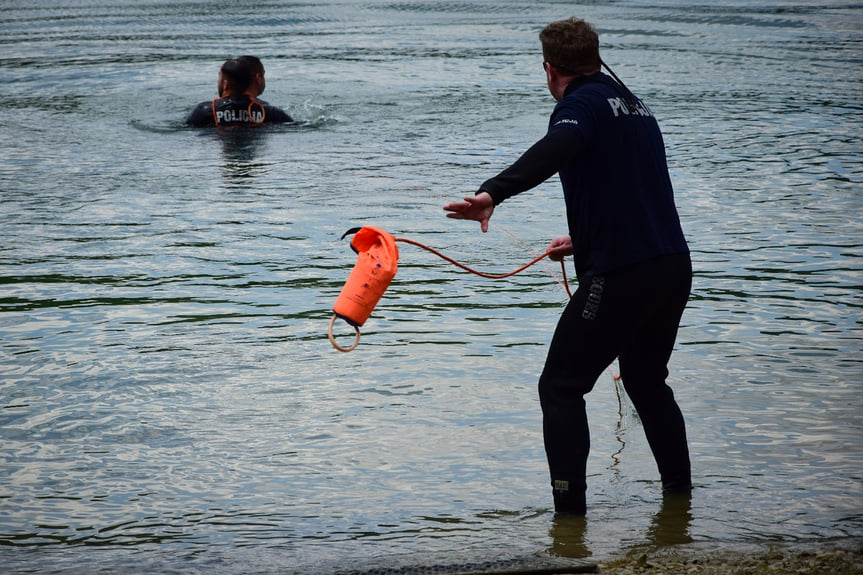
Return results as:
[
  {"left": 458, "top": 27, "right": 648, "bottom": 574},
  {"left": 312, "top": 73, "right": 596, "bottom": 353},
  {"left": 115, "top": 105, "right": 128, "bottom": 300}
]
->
[{"left": 479, "top": 72, "right": 688, "bottom": 280}]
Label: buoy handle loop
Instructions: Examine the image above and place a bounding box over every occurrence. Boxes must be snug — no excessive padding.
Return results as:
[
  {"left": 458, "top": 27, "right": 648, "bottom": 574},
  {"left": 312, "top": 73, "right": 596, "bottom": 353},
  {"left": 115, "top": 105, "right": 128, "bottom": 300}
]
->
[{"left": 328, "top": 314, "right": 361, "bottom": 352}]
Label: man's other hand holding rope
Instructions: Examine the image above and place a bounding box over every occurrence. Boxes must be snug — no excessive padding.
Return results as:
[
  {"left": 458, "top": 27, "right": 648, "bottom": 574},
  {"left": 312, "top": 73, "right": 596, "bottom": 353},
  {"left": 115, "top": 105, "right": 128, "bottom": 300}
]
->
[{"left": 443, "top": 191, "right": 573, "bottom": 261}]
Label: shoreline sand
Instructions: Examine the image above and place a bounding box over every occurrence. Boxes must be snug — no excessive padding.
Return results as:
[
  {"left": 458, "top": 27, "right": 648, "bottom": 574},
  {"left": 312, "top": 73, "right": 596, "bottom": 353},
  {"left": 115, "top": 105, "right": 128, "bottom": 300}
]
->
[{"left": 596, "top": 537, "right": 862, "bottom": 574}]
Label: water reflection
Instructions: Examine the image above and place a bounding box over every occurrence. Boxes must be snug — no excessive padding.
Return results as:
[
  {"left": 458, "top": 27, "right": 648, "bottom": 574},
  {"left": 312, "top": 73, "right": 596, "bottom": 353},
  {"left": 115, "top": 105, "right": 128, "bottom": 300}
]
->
[
  {"left": 647, "top": 493, "right": 694, "bottom": 546},
  {"left": 548, "top": 515, "right": 590, "bottom": 559},
  {"left": 548, "top": 494, "right": 693, "bottom": 558},
  {"left": 217, "top": 128, "right": 271, "bottom": 185}
]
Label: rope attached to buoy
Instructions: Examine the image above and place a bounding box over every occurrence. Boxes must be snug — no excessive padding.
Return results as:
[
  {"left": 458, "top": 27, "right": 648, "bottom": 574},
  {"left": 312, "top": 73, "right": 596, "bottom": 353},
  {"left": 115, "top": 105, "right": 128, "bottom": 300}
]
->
[
  {"left": 393, "top": 237, "right": 571, "bottom": 297},
  {"left": 328, "top": 229, "right": 572, "bottom": 352}
]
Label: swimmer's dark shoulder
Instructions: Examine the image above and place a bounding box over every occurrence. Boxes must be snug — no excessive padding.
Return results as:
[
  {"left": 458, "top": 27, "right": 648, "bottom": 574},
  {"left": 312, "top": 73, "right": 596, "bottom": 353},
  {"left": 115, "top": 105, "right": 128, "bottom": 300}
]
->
[
  {"left": 260, "top": 100, "right": 293, "bottom": 124},
  {"left": 185, "top": 100, "right": 215, "bottom": 127}
]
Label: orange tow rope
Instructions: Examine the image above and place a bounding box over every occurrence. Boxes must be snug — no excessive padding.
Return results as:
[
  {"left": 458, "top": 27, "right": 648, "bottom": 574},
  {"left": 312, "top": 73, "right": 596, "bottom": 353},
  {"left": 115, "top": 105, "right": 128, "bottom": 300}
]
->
[
  {"left": 329, "top": 226, "right": 571, "bottom": 352},
  {"left": 393, "top": 237, "right": 570, "bottom": 289}
]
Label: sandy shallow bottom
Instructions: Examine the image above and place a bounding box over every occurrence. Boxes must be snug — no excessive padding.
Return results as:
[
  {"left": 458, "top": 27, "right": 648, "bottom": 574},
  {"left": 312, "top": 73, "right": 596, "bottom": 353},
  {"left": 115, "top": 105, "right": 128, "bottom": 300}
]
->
[{"left": 596, "top": 538, "right": 862, "bottom": 574}]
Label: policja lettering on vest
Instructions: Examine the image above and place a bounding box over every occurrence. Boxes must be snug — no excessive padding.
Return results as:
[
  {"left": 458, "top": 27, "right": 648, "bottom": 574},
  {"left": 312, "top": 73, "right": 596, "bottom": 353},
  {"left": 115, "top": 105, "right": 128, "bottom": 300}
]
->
[{"left": 215, "top": 108, "right": 263, "bottom": 124}]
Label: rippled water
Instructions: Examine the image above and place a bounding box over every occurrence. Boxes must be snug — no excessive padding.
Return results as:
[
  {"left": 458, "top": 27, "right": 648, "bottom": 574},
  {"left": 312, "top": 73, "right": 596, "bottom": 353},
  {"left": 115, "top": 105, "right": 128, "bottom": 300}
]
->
[{"left": 1, "top": 1, "right": 861, "bottom": 573}]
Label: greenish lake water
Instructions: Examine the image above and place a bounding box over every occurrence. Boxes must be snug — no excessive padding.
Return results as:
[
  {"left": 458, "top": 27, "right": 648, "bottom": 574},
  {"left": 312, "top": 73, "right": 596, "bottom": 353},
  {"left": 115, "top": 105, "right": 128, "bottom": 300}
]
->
[{"left": 1, "top": 1, "right": 861, "bottom": 572}]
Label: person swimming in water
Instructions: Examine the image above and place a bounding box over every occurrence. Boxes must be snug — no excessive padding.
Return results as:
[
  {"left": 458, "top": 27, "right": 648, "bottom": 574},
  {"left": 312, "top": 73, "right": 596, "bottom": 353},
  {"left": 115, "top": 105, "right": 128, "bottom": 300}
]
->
[{"left": 186, "top": 55, "right": 293, "bottom": 127}]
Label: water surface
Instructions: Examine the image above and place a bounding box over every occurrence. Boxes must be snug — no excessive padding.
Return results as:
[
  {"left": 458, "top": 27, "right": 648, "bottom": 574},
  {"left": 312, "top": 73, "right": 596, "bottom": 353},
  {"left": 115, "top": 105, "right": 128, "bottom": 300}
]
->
[{"left": 1, "top": 1, "right": 861, "bottom": 573}]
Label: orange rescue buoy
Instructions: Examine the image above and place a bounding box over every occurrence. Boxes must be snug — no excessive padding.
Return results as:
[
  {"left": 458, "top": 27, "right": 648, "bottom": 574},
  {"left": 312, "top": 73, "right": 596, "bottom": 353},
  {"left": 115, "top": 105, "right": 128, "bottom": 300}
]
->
[{"left": 329, "top": 226, "right": 399, "bottom": 352}]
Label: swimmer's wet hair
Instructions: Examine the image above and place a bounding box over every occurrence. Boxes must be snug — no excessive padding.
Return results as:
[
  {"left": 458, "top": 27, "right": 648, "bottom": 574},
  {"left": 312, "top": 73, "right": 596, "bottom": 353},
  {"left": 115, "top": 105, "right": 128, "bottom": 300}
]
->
[{"left": 220, "top": 58, "right": 253, "bottom": 92}]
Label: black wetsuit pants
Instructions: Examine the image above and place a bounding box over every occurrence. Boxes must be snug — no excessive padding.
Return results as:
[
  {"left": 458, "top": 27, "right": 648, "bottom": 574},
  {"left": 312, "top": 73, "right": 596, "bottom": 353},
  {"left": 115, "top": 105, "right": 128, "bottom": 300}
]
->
[{"left": 539, "top": 252, "right": 692, "bottom": 513}]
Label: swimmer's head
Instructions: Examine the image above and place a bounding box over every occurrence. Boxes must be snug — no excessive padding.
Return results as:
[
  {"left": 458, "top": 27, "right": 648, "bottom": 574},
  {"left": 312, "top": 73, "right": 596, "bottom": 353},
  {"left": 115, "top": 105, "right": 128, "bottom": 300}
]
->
[
  {"left": 218, "top": 58, "right": 254, "bottom": 97},
  {"left": 237, "top": 55, "right": 266, "bottom": 96}
]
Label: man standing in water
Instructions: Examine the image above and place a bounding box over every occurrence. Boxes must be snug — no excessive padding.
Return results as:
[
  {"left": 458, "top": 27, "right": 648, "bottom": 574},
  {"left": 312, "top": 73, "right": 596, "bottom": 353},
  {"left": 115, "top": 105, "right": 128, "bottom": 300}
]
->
[
  {"left": 186, "top": 56, "right": 293, "bottom": 127},
  {"left": 443, "top": 18, "right": 692, "bottom": 515}
]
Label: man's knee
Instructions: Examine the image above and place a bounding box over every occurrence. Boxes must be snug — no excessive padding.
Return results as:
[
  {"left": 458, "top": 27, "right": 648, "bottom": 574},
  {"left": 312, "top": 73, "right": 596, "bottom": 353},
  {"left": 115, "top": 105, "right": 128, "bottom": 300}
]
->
[{"left": 539, "top": 372, "right": 599, "bottom": 404}]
